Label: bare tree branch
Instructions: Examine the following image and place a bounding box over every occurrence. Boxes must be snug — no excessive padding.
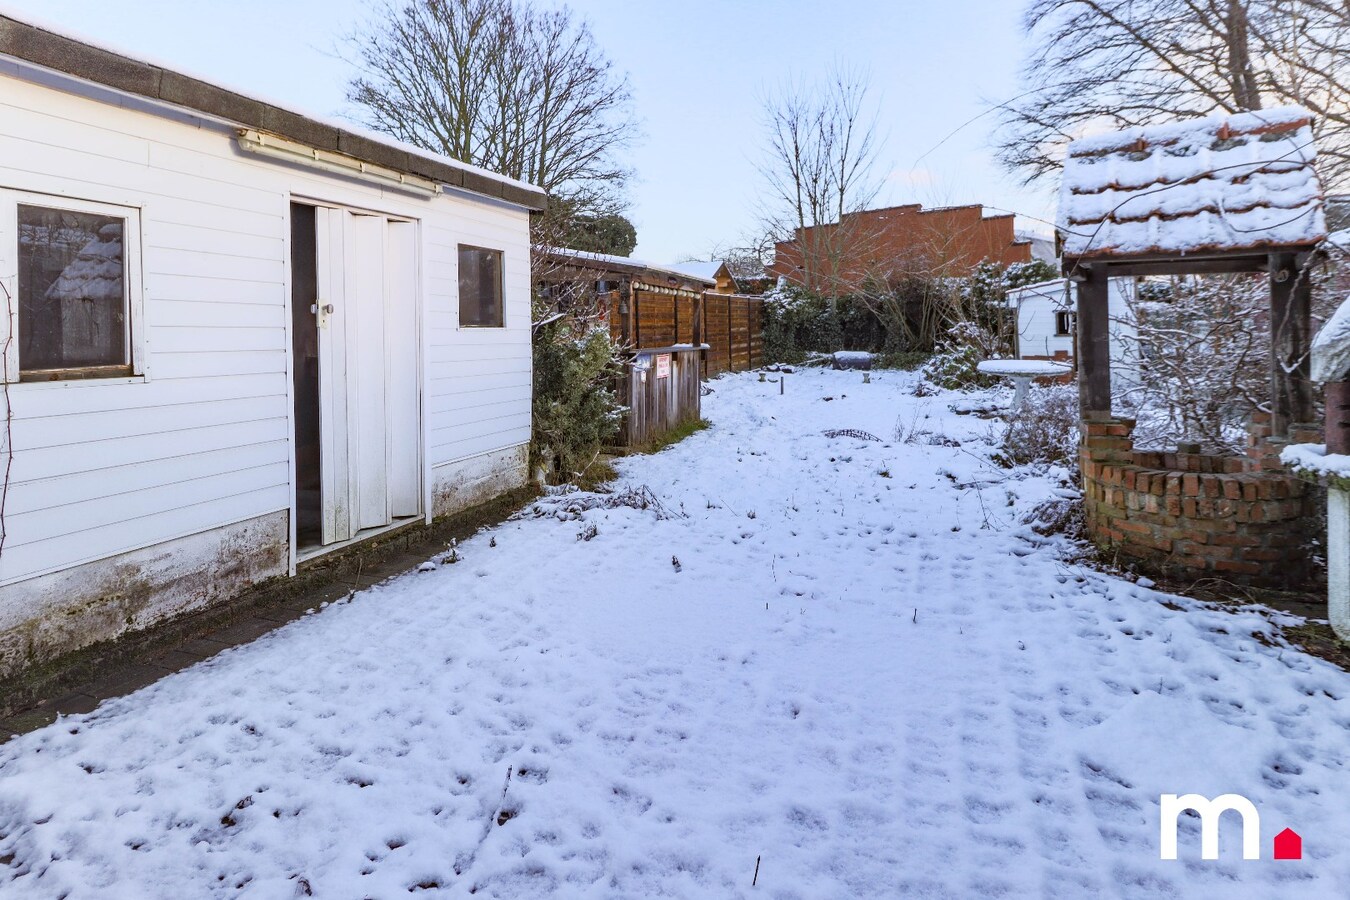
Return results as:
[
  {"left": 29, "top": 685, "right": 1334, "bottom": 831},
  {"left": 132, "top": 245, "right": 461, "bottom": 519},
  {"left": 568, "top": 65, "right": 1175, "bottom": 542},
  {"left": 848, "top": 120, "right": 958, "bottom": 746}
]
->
[
  {"left": 345, "top": 0, "right": 636, "bottom": 218},
  {"left": 999, "top": 0, "right": 1350, "bottom": 190}
]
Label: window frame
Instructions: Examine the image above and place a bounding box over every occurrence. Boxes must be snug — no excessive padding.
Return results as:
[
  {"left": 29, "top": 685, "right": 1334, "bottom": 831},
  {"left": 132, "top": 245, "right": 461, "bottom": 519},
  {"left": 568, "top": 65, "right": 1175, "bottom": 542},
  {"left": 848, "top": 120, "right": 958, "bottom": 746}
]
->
[
  {"left": 1054, "top": 309, "right": 1076, "bottom": 337},
  {"left": 1, "top": 190, "right": 145, "bottom": 384},
  {"left": 457, "top": 243, "right": 505, "bottom": 329}
]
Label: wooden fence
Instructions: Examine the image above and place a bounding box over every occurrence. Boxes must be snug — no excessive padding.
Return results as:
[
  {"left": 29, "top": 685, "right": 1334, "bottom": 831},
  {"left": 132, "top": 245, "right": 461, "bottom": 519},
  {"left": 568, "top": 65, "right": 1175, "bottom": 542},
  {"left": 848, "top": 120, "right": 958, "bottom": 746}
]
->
[
  {"left": 604, "top": 287, "right": 764, "bottom": 377},
  {"left": 702, "top": 293, "right": 764, "bottom": 377},
  {"left": 600, "top": 285, "right": 764, "bottom": 446}
]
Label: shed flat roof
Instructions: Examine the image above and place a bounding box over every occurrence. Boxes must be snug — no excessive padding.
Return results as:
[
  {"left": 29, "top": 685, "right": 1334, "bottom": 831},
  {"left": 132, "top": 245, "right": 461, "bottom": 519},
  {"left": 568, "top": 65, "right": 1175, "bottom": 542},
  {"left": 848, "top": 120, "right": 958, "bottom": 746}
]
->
[
  {"left": 0, "top": 12, "right": 548, "bottom": 211},
  {"left": 539, "top": 247, "right": 717, "bottom": 288}
]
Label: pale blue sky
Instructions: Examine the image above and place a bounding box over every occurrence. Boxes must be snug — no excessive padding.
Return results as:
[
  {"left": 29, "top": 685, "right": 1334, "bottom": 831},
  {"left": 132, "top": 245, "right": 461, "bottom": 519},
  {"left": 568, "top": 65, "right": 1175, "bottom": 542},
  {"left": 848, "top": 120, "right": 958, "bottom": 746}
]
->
[{"left": 2, "top": 0, "right": 1058, "bottom": 262}]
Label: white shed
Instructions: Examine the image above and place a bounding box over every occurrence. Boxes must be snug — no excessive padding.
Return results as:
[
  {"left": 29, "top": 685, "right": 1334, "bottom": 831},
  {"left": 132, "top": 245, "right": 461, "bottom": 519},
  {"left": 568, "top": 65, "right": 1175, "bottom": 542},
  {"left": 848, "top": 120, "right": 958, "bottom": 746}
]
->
[
  {"left": 1007, "top": 277, "right": 1140, "bottom": 388},
  {"left": 0, "top": 15, "right": 547, "bottom": 677}
]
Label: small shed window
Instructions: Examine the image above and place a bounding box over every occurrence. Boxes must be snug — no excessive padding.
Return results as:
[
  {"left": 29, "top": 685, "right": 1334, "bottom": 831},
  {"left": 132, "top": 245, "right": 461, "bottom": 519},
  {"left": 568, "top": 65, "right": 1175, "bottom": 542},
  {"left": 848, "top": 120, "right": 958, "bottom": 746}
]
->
[
  {"left": 458, "top": 245, "right": 503, "bottom": 327},
  {"left": 16, "top": 202, "right": 133, "bottom": 379},
  {"left": 1055, "top": 310, "right": 1075, "bottom": 336}
]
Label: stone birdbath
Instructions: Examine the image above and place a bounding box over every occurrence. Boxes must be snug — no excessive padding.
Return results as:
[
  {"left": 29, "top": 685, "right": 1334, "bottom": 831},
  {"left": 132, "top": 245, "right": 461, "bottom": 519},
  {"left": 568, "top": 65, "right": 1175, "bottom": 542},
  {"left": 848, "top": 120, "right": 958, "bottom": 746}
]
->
[
  {"left": 976, "top": 359, "right": 1073, "bottom": 409},
  {"left": 1299, "top": 292, "right": 1350, "bottom": 641}
]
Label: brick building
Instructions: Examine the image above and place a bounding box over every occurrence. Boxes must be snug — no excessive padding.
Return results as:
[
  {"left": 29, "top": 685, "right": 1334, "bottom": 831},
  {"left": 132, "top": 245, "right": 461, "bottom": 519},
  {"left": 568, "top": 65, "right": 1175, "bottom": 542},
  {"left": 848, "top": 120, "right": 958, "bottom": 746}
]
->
[{"left": 767, "top": 203, "right": 1033, "bottom": 293}]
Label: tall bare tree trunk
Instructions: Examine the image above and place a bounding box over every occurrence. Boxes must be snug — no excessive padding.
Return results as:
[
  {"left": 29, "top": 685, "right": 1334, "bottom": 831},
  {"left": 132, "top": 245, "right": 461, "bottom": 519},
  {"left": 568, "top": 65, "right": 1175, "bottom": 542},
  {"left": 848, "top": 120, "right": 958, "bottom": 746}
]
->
[{"left": 1227, "top": 1, "right": 1263, "bottom": 110}]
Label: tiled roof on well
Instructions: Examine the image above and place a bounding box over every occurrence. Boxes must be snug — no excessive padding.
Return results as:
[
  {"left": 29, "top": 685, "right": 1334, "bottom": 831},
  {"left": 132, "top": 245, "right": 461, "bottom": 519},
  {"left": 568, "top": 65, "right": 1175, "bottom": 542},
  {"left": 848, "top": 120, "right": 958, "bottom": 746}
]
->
[{"left": 1059, "top": 106, "right": 1327, "bottom": 260}]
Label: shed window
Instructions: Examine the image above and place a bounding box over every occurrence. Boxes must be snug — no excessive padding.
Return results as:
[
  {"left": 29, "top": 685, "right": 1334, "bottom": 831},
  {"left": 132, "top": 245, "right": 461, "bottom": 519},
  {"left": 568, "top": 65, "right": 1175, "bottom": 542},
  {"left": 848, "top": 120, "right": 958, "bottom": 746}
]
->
[
  {"left": 458, "top": 245, "right": 503, "bottom": 327},
  {"left": 1055, "top": 310, "right": 1075, "bottom": 336},
  {"left": 17, "top": 203, "right": 131, "bottom": 378}
]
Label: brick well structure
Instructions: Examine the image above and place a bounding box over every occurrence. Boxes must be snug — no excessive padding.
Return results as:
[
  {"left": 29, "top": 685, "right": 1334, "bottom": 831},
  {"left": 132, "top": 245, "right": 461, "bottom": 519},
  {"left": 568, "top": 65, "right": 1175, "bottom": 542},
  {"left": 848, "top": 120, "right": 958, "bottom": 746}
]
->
[
  {"left": 1080, "top": 417, "right": 1319, "bottom": 586},
  {"left": 1059, "top": 108, "right": 1328, "bottom": 590}
]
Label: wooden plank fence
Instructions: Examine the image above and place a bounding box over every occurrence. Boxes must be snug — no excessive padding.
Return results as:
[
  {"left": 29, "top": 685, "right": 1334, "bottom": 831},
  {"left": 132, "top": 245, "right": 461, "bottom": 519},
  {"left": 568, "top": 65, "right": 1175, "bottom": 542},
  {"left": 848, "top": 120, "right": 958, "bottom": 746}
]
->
[
  {"left": 604, "top": 287, "right": 764, "bottom": 378},
  {"left": 601, "top": 286, "right": 764, "bottom": 446}
]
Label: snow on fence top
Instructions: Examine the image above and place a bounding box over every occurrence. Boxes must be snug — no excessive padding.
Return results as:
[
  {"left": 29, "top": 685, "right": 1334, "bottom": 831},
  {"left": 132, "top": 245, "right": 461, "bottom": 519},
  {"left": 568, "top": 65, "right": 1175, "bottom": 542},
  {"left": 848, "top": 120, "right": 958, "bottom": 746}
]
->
[{"left": 1059, "top": 107, "right": 1326, "bottom": 260}]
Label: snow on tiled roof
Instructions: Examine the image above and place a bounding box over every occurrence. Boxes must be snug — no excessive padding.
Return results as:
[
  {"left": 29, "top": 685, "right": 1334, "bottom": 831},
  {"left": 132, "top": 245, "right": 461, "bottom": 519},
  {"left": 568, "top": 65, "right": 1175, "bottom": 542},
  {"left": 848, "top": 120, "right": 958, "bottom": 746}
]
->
[{"left": 1059, "top": 107, "right": 1326, "bottom": 260}]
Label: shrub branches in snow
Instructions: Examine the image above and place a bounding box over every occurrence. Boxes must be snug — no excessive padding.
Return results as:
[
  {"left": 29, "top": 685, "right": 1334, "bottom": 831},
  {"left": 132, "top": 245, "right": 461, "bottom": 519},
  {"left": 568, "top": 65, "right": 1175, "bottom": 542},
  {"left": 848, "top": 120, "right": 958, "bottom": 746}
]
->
[
  {"left": 530, "top": 484, "right": 684, "bottom": 521},
  {"left": 761, "top": 260, "right": 1057, "bottom": 365},
  {"left": 995, "top": 384, "right": 1080, "bottom": 467},
  {"left": 530, "top": 292, "right": 625, "bottom": 484},
  {"left": 1116, "top": 276, "right": 1270, "bottom": 453}
]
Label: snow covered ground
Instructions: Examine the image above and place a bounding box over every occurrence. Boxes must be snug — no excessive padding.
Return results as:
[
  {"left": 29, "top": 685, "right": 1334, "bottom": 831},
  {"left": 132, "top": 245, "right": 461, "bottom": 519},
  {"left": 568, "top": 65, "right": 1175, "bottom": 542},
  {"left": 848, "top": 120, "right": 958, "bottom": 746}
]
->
[{"left": 2, "top": 370, "right": 1348, "bottom": 899}]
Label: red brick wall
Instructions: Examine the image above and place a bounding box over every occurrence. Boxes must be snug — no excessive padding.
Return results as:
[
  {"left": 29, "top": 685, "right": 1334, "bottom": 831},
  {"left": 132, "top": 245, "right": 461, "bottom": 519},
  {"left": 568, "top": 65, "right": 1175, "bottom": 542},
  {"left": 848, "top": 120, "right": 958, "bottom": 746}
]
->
[
  {"left": 1080, "top": 418, "right": 1317, "bottom": 587},
  {"left": 768, "top": 204, "right": 1032, "bottom": 292}
]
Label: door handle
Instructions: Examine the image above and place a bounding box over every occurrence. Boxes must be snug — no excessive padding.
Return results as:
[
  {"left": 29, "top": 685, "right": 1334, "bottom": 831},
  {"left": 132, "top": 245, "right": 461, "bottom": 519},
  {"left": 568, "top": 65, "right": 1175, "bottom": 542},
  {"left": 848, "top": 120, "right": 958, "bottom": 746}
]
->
[{"left": 311, "top": 303, "right": 335, "bottom": 315}]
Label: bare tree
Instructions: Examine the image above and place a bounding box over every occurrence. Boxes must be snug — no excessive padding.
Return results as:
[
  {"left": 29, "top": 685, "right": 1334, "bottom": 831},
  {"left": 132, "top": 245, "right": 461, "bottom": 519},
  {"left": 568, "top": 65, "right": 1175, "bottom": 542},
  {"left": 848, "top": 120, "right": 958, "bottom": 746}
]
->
[
  {"left": 346, "top": 0, "right": 635, "bottom": 220},
  {"left": 999, "top": 0, "right": 1350, "bottom": 188},
  {"left": 758, "top": 65, "right": 885, "bottom": 294}
]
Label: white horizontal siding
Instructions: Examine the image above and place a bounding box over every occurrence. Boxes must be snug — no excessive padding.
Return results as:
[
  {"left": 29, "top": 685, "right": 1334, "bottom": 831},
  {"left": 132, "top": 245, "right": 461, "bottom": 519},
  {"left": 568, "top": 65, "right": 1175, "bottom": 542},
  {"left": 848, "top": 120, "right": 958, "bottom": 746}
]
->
[
  {"left": 13, "top": 418, "right": 290, "bottom": 484},
  {"left": 11, "top": 486, "right": 289, "bottom": 582},
  {"left": 1017, "top": 298, "right": 1073, "bottom": 359},
  {"left": 0, "top": 67, "right": 532, "bottom": 586},
  {"left": 423, "top": 194, "right": 532, "bottom": 467}
]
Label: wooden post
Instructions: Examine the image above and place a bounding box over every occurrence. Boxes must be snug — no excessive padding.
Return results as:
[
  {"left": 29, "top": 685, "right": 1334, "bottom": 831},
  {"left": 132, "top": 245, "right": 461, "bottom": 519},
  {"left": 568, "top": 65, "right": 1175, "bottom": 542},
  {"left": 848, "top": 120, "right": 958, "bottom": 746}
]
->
[
  {"left": 723, "top": 296, "right": 734, "bottom": 372},
  {"left": 632, "top": 286, "right": 642, "bottom": 350},
  {"left": 750, "top": 295, "right": 761, "bottom": 367},
  {"left": 1328, "top": 382, "right": 1350, "bottom": 455},
  {"left": 1269, "top": 252, "right": 1315, "bottom": 437},
  {"left": 1076, "top": 264, "right": 1112, "bottom": 418}
]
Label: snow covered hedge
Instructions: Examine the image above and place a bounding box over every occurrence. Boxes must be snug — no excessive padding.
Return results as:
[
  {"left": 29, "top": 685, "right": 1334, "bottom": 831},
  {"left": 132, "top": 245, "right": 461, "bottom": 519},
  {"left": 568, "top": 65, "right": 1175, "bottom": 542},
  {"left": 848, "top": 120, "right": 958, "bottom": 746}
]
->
[
  {"left": 530, "top": 293, "right": 626, "bottom": 484},
  {"left": 761, "top": 259, "right": 1057, "bottom": 368}
]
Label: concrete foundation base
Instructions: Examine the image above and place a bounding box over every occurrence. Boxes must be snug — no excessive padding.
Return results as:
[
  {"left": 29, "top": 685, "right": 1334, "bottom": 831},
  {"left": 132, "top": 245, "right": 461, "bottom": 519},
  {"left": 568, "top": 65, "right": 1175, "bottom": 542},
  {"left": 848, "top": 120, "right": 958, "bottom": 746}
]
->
[{"left": 0, "top": 511, "right": 289, "bottom": 681}]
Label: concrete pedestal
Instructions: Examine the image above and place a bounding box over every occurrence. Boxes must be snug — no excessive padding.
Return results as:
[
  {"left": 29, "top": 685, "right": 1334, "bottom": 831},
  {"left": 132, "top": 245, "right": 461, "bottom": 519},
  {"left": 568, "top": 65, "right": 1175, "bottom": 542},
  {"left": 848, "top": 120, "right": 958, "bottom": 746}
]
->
[{"left": 1329, "top": 488, "right": 1350, "bottom": 641}]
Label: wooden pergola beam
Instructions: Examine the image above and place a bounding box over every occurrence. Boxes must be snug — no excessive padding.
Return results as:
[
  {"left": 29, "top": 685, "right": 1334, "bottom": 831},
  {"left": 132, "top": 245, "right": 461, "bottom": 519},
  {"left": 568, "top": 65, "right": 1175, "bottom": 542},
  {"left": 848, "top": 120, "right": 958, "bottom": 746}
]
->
[
  {"left": 1080, "top": 257, "right": 1268, "bottom": 278},
  {"left": 1269, "top": 251, "right": 1316, "bottom": 435},
  {"left": 1076, "top": 263, "right": 1112, "bottom": 419},
  {"left": 1064, "top": 242, "right": 1321, "bottom": 439}
]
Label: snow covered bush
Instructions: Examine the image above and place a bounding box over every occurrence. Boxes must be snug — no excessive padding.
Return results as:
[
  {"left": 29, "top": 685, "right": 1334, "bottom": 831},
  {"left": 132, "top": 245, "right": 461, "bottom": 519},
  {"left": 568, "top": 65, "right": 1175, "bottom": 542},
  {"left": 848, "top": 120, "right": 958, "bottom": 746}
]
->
[
  {"left": 761, "top": 285, "right": 887, "bottom": 363},
  {"left": 995, "top": 384, "right": 1080, "bottom": 467},
  {"left": 954, "top": 259, "right": 1059, "bottom": 352},
  {"left": 764, "top": 260, "right": 1057, "bottom": 369},
  {"left": 1022, "top": 495, "right": 1086, "bottom": 542},
  {"left": 920, "top": 321, "right": 1000, "bottom": 390},
  {"left": 530, "top": 293, "right": 626, "bottom": 485},
  {"left": 762, "top": 285, "right": 835, "bottom": 363}
]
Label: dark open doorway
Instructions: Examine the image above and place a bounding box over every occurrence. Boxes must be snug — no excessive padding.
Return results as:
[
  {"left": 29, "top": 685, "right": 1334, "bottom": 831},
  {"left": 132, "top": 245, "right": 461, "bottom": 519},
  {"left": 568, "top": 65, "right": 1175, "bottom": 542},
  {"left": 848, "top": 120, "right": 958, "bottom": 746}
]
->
[{"left": 290, "top": 203, "right": 321, "bottom": 550}]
